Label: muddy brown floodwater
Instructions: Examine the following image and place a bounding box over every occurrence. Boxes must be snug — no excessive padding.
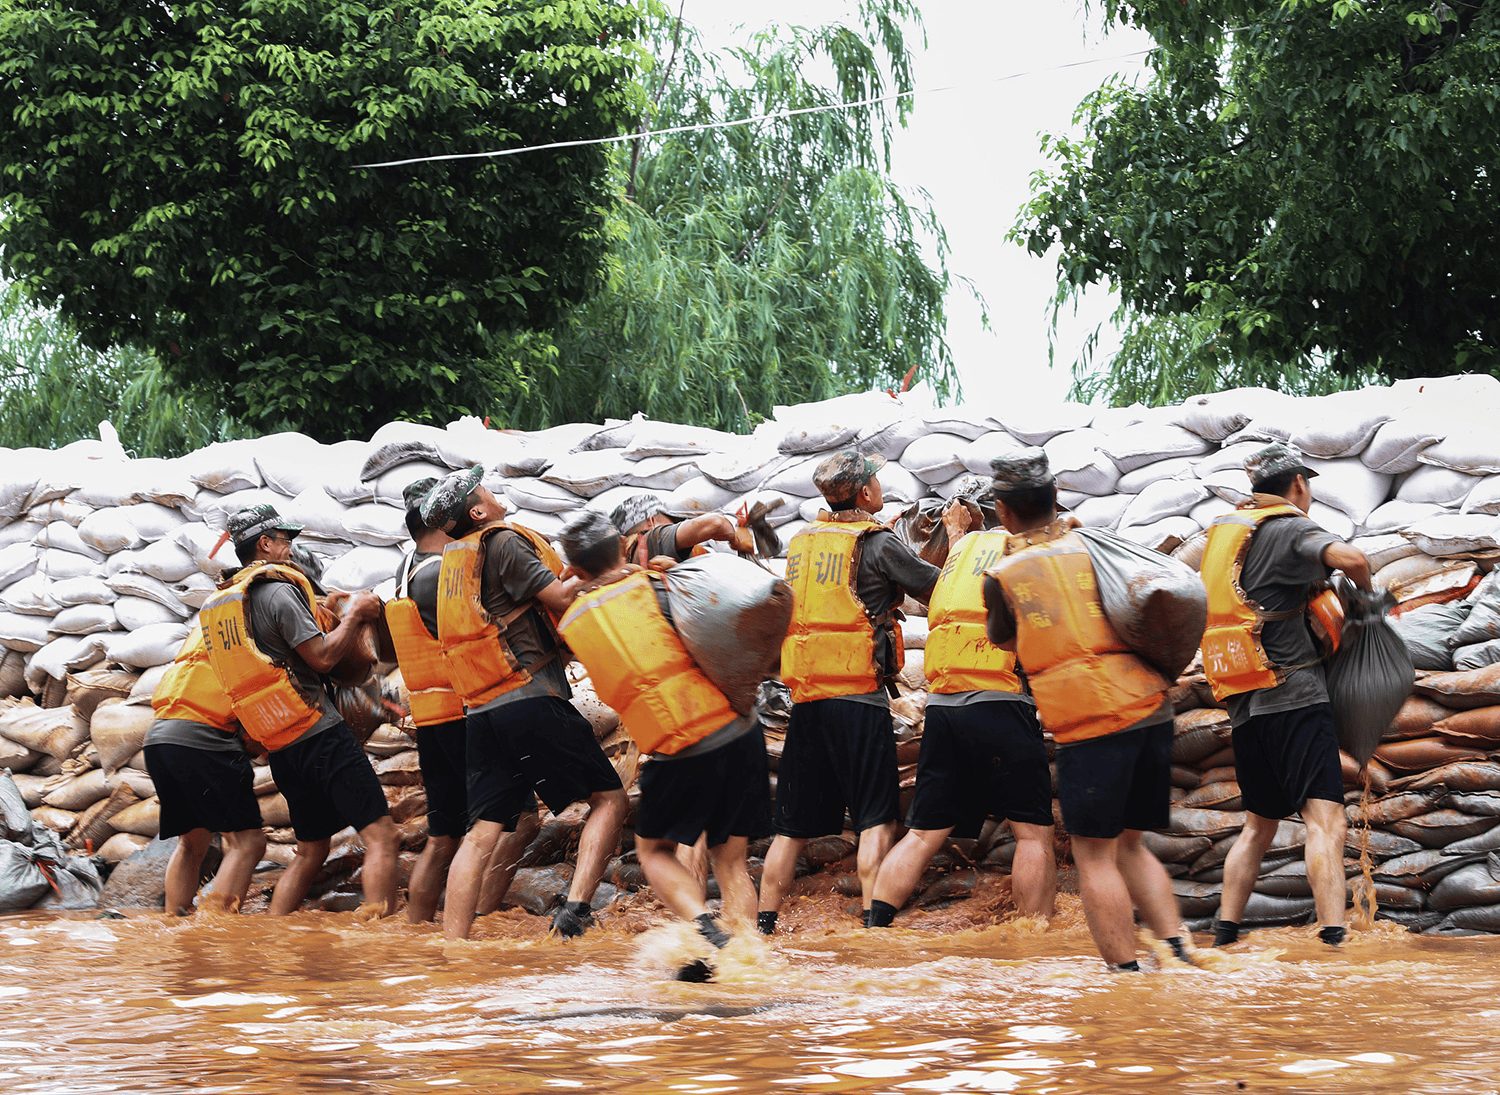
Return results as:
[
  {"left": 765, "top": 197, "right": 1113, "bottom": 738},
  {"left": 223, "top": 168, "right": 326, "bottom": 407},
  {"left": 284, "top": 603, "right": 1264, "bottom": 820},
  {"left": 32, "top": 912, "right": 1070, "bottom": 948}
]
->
[{"left": 3, "top": 892, "right": 1499, "bottom": 1094}]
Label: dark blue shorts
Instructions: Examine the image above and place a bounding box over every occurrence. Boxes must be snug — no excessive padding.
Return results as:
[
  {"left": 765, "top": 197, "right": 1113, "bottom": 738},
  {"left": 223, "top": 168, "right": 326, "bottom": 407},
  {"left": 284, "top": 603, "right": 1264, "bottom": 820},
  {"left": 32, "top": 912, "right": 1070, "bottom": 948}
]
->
[
  {"left": 269, "top": 721, "right": 390, "bottom": 842},
  {"left": 415, "top": 718, "right": 468, "bottom": 838},
  {"left": 144, "top": 743, "right": 262, "bottom": 839},
  {"left": 773, "top": 698, "right": 899, "bottom": 838},
  {"left": 465, "top": 696, "right": 622, "bottom": 830},
  {"left": 1231, "top": 702, "right": 1345, "bottom": 820},
  {"left": 906, "top": 701, "right": 1055, "bottom": 837},
  {"left": 1054, "top": 721, "right": 1173, "bottom": 840},
  {"left": 636, "top": 728, "right": 772, "bottom": 847}
]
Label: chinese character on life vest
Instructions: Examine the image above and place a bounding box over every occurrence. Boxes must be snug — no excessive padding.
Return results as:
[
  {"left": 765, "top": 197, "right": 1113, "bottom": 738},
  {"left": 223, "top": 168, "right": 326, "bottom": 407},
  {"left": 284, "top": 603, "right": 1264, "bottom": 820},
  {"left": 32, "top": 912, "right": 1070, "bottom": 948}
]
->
[{"left": 814, "top": 551, "right": 844, "bottom": 585}]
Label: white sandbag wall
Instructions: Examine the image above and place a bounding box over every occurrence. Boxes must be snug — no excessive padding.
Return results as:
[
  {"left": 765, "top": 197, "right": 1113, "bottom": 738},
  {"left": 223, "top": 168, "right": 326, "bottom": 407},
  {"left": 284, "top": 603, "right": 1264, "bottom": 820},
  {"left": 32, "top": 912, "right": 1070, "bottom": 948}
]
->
[{"left": 6, "top": 377, "right": 1500, "bottom": 924}]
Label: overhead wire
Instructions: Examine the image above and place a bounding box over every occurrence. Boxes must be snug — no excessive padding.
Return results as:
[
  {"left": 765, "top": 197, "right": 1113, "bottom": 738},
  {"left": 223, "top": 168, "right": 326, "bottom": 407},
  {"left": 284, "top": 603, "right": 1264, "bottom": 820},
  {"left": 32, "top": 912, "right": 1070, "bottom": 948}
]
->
[{"left": 353, "top": 48, "right": 1154, "bottom": 170}]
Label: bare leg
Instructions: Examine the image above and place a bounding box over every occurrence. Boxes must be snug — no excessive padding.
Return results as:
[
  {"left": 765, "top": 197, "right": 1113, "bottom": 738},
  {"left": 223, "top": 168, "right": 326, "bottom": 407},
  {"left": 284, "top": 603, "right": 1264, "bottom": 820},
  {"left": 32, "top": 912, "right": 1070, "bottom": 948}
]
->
[
  {"left": 757, "top": 835, "right": 807, "bottom": 916},
  {"left": 856, "top": 820, "right": 897, "bottom": 912},
  {"left": 406, "top": 834, "right": 460, "bottom": 924},
  {"left": 1217, "top": 813, "right": 1279, "bottom": 925},
  {"left": 1300, "top": 798, "right": 1348, "bottom": 930},
  {"left": 1069, "top": 835, "right": 1140, "bottom": 966},
  {"left": 565, "top": 789, "right": 627, "bottom": 907},
  {"left": 164, "top": 828, "right": 213, "bottom": 915},
  {"left": 1009, "top": 821, "right": 1058, "bottom": 917},
  {"left": 354, "top": 816, "right": 400, "bottom": 918},
  {"left": 270, "top": 837, "right": 331, "bottom": 916},
  {"left": 207, "top": 829, "right": 268, "bottom": 912},
  {"left": 871, "top": 827, "right": 951, "bottom": 910},
  {"left": 676, "top": 834, "right": 709, "bottom": 894},
  {"left": 638, "top": 836, "right": 712, "bottom": 923},
  {"left": 1115, "top": 830, "right": 1181, "bottom": 940},
  {"left": 443, "top": 820, "right": 504, "bottom": 940},
  {"left": 477, "top": 811, "right": 540, "bottom": 916},
  {"left": 707, "top": 837, "right": 756, "bottom": 929}
]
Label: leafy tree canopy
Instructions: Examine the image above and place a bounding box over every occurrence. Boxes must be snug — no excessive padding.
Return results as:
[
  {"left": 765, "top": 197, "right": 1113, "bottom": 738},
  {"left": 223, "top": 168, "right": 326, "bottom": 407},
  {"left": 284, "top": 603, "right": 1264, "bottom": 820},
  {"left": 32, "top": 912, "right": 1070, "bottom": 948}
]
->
[
  {"left": 502, "top": 0, "right": 962, "bottom": 432},
  {"left": 1015, "top": 0, "right": 1500, "bottom": 404},
  {"left": 0, "top": 0, "right": 650, "bottom": 441}
]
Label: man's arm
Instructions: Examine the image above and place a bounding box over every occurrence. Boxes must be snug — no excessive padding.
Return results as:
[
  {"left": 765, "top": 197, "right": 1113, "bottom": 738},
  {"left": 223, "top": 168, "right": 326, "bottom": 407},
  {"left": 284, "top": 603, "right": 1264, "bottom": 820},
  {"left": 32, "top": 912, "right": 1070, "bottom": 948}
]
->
[
  {"left": 674, "top": 513, "right": 736, "bottom": 551},
  {"left": 535, "top": 575, "right": 585, "bottom": 615},
  {"left": 295, "top": 591, "right": 381, "bottom": 673},
  {"left": 1323, "top": 542, "right": 1372, "bottom": 591},
  {"left": 982, "top": 573, "right": 1018, "bottom": 652}
]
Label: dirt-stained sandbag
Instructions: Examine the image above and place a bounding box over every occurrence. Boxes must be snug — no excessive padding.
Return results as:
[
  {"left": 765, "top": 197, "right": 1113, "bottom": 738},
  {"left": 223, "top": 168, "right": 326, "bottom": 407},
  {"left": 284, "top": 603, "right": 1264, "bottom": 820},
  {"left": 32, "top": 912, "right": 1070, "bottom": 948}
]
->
[
  {"left": 0, "top": 703, "right": 90, "bottom": 760},
  {"left": 90, "top": 701, "right": 155, "bottom": 772},
  {"left": 1414, "top": 664, "right": 1500, "bottom": 710},
  {"left": 1433, "top": 706, "right": 1500, "bottom": 746},
  {"left": 1431, "top": 860, "right": 1500, "bottom": 911},
  {"left": 1394, "top": 760, "right": 1500, "bottom": 795},
  {"left": 1171, "top": 707, "right": 1233, "bottom": 765},
  {"left": 1387, "top": 809, "right": 1500, "bottom": 848},
  {"left": 664, "top": 554, "right": 794, "bottom": 717},
  {"left": 1374, "top": 849, "right": 1486, "bottom": 889},
  {"left": 1165, "top": 807, "right": 1247, "bottom": 840},
  {"left": 1374, "top": 736, "right": 1487, "bottom": 773},
  {"left": 1347, "top": 788, "right": 1445, "bottom": 829},
  {"left": 107, "top": 797, "right": 160, "bottom": 838},
  {"left": 1386, "top": 695, "right": 1457, "bottom": 741},
  {"left": 1075, "top": 527, "right": 1207, "bottom": 681}
]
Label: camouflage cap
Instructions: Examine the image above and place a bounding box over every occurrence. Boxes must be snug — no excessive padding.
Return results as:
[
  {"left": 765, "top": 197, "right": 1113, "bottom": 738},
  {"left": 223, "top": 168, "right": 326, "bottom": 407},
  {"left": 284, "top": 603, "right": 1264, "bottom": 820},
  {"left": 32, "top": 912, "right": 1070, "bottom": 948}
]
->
[
  {"left": 609, "top": 493, "right": 665, "bottom": 536},
  {"left": 419, "top": 464, "right": 484, "bottom": 532},
  {"left": 989, "top": 448, "right": 1054, "bottom": 493},
  {"left": 227, "top": 503, "right": 303, "bottom": 546},
  {"left": 401, "top": 476, "right": 439, "bottom": 517},
  {"left": 1244, "top": 441, "right": 1318, "bottom": 488},
  {"left": 813, "top": 450, "right": 886, "bottom": 505}
]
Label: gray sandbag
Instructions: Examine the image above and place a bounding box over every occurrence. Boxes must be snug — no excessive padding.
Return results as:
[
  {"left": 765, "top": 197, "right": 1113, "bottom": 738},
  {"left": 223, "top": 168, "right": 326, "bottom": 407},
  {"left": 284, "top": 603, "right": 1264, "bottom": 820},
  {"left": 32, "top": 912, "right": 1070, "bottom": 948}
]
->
[
  {"left": 1455, "top": 639, "right": 1500, "bottom": 672},
  {"left": 1434, "top": 902, "right": 1500, "bottom": 933},
  {"left": 1430, "top": 860, "right": 1500, "bottom": 911},
  {"left": 1455, "top": 569, "right": 1500, "bottom": 646},
  {"left": 1390, "top": 601, "right": 1471, "bottom": 671},
  {"left": 1326, "top": 585, "right": 1414, "bottom": 767},
  {"left": 30, "top": 845, "right": 101, "bottom": 910},
  {"left": 663, "top": 553, "right": 795, "bottom": 717},
  {"left": 0, "top": 840, "right": 51, "bottom": 912},
  {"left": 0, "top": 771, "right": 31, "bottom": 840},
  {"left": 1075, "top": 526, "right": 1208, "bottom": 680},
  {"left": 1374, "top": 849, "right": 1487, "bottom": 889}
]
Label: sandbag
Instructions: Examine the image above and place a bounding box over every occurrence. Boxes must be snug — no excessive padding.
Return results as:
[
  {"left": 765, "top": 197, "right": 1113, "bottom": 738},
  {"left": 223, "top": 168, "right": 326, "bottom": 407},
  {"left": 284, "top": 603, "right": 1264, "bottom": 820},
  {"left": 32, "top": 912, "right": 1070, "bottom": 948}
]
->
[
  {"left": 75, "top": 509, "right": 143, "bottom": 555},
  {"left": 173, "top": 522, "right": 241, "bottom": 575},
  {"left": 1165, "top": 807, "right": 1246, "bottom": 840},
  {"left": 1346, "top": 788, "right": 1444, "bottom": 828},
  {"left": 1070, "top": 493, "right": 1132, "bottom": 530},
  {"left": 898, "top": 433, "right": 970, "bottom": 485},
  {"left": 108, "top": 797, "right": 160, "bottom": 837},
  {"left": 1398, "top": 465, "right": 1483, "bottom": 508},
  {"left": 1117, "top": 456, "right": 1200, "bottom": 495},
  {"left": 1302, "top": 458, "right": 1392, "bottom": 524},
  {"left": 49, "top": 576, "right": 117, "bottom": 608},
  {"left": 1075, "top": 527, "right": 1207, "bottom": 680},
  {"left": 1448, "top": 791, "right": 1500, "bottom": 817},
  {"left": 1390, "top": 601, "right": 1470, "bottom": 670},
  {"left": 1455, "top": 640, "right": 1500, "bottom": 672},
  {"left": 624, "top": 422, "right": 737, "bottom": 459},
  {"left": 1403, "top": 513, "right": 1500, "bottom": 557},
  {"left": 1325, "top": 587, "right": 1413, "bottom": 767},
  {"left": 1043, "top": 429, "right": 1120, "bottom": 496},
  {"left": 1434, "top": 707, "right": 1500, "bottom": 746},
  {"left": 1455, "top": 571, "right": 1500, "bottom": 647},
  {"left": 91, "top": 701, "right": 155, "bottom": 772},
  {"left": 1385, "top": 695, "right": 1457, "bottom": 741},
  {"left": 1099, "top": 423, "right": 1211, "bottom": 474},
  {"left": 107, "top": 623, "right": 191, "bottom": 669},
  {"left": 622, "top": 454, "right": 701, "bottom": 492},
  {"left": 0, "top": 611, "right": 49, "bottom": 652},
  {"left": 996, "top": 400, "right": 1094, "bottom": 446},
  {"left": 1387, "top": 809, "right": 1500, "bottom": 849},
  {"left": 0, "top": 703, "right": 90, "bottom": 759},
  {"left": 1351, "top": 533, "right": 1420, "bottom": 572},
  {"left": 41, "top": 767, "right": 111, "bottom": 812},
  {"left": 0, "top": 840, "right": 52, "bottom": 912},
  {"left": 1374, "top": 736, "right": 1486, "bottom": 773},
  {"left": 50, "top": 603, "right": 119, "bottom": 636},
  {"left": 322, "top": 545, "right": 403, "bottom": 593},
  {"left": 1364, "top": 499, "right": 1445, "bottom": 534},
  {"left": 108, "top": 572, "right": 192, "bottom": 616},
  {"left": 341, "top": 503, "right": 407, "bottom": 547},
  {"left": 959, "top": 431, "right": 1024, "bottom": 476},
  {"left": 541, "top": 449, "right": 632, "bottom": 497},
  {"left": 1396, "top": 760, "right": 1500, "bottom": 795},
  {"left": 1413, "top": 665, "right": 1500, "bottom": 710},
  {"left": 662, "top": 554, "right": 794, "bottom": 717},
  {"left": 1374, "top": 849, "right": 1487, "bottom": 889},
  {"left": 1, "top": 573, "right": 56, "bottom": 616}
]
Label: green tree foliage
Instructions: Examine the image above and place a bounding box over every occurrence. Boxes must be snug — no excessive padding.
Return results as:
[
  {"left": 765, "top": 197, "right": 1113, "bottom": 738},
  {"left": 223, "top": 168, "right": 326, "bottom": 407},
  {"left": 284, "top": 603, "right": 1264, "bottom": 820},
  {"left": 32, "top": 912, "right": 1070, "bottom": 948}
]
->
[
  {"left": 1015, "top": 0, "right": 1500, "bottom": 404},
  {"left": 0, "top": 0, "right": 650, "bottom": 441},
  {"left": 503, "top": 1, "right": 960, "bottom": 432},
  {"left": 0, "top": 282, "right": 243, "bottom": 456}
]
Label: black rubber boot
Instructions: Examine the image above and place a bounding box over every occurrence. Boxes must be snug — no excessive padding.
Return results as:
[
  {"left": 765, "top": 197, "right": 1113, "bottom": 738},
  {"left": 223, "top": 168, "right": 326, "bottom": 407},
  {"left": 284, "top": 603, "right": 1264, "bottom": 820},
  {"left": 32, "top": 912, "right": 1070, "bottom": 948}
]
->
[
  {"left": 1213, "top": 920, "right": 1240, "bottom": 948},
  {"left": 675, "top": 959, "right": 715, "bottom": 983},
  {"left": 550, "top": 900, "right": 593, "bottom": 939},
  {"left": 1319, "top": 925, "right": 1346, "bottom": 947},
  {"left": 695, "top": 913, "right": 730, "bottom": 949},
  {"left": 866, "top": 900, "right": 897, "bottom": 928},
  {"left": 757, "top": 911, "right": 778, "bottom": 936},
  {"left": 1106, "top": 960, "right": 1141, "bottom": 973}
]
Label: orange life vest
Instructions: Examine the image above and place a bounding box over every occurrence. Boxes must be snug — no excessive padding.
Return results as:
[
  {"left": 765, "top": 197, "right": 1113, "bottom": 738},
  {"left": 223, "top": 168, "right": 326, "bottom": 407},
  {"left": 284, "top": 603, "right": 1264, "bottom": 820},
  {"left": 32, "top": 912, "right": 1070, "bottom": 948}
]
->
[
  {"left": 780, "top": 516, "right": 903, "bottom": 704},
  {"left": 925, "top": 530, "right": 1022, "bottom": 695},
  {"left": 560, "top": 570, "right": 735, "bottom": 755},
  {"left": 985, "top": 525, "right": 1168, "bottom": 744},
  {"left": 151, "top": 625, "right": 239, "bottom": 734},
  {"left": 1201, "top": 500, "right": 1343, "bottom": 700},
  {"left": 436, "top": 521, "right": 565, "bottom": 708},
  {"left": 200, "top": 563, "right": 326, "bottom": 751},
  {"left": 385, "top": 553, "right": 465, "bottom": 727}
]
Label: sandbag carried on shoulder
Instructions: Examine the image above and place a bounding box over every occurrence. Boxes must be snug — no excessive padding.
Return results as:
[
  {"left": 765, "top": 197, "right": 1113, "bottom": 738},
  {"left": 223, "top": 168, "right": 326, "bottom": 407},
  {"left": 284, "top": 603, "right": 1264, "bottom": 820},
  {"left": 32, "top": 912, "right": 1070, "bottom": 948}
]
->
[
  {"left": 1326, "top": 585, "right": 1414, "bottom": 767},
  {"left": 661, "top": 554, "right": 794, "bottom": 717},
  {"left": 1075, "top": 526, "right": 1208, "bottom": 681}
]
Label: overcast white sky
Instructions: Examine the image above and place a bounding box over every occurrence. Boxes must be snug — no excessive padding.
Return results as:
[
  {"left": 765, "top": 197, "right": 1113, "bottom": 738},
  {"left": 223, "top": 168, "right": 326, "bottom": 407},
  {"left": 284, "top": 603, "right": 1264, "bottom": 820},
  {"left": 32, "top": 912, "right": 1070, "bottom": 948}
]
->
[{"left": 690, "top": 1, "right": 1155, "bottom": 407}]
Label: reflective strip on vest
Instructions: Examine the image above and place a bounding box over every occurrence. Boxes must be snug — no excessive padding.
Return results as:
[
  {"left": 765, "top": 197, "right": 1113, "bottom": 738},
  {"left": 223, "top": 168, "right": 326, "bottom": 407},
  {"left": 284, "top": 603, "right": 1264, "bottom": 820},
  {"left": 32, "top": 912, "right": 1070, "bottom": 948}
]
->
[
  {"left": 987, "top": 531, "right": 1168, "bottom": 744},
  {"left": 780, "top": 520, "right": 901, "bottom": 703},
  {"left": 926, "top": 530, "right": 1021, "bottom": 695},
  {"left": 436, "top": 522, "right": 563, "bottom": 708},
  {"left": 559, "top": 572, "right": 734, "bottom": 755},
  {"left": 151, "top": 626, "right": 239, "bottom": 734},
  {"left": 1200, "top": 503, "right": 1305, "bottom": 701},
  {"left": 200, "top": 563, "right": 324, "bottom": 750}
]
